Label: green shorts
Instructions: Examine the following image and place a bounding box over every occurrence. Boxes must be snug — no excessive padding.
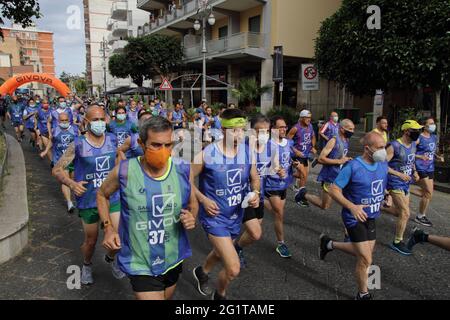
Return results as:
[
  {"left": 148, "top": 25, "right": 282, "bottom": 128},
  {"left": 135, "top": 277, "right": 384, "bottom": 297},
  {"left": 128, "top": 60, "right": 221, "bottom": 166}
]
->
[
  {"left": 65, "top": 163, "right": 74, "bottom": 173},
  {"left": 78, "top": 202, "right": 121, "bottom": 225}
]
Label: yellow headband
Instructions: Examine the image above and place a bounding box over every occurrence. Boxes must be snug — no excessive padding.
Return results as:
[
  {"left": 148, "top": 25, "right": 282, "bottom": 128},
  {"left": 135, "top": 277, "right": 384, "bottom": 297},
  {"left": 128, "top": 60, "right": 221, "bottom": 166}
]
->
[{"left": 221, "top": 117, "right": 247, "bottom": 128}]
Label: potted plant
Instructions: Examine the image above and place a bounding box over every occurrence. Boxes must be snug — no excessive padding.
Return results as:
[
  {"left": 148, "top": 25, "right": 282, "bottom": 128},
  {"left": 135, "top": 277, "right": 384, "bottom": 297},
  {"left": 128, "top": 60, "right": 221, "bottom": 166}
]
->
[{"left": 231, "top": 78, "right": 272, "bottom": 113}]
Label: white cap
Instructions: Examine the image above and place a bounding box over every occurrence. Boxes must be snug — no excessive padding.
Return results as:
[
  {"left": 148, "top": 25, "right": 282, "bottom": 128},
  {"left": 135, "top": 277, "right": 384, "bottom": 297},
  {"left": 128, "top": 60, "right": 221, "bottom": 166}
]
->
[{"left": 300, "top": 110, "right": 312, "bottom": 118}]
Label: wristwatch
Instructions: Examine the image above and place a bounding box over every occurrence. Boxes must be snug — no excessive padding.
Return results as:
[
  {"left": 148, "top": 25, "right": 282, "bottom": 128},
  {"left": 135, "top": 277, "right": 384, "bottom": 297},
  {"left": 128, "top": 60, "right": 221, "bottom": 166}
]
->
[{"left": 101, "top": 220, "right": 112, "bottom": 230}]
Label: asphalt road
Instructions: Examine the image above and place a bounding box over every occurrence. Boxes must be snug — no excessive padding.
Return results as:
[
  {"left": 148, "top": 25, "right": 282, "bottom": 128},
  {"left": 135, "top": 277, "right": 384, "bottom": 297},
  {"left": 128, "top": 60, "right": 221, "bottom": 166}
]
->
[{"left": 0, "top": 125, "right": 449, "bottom": 300}]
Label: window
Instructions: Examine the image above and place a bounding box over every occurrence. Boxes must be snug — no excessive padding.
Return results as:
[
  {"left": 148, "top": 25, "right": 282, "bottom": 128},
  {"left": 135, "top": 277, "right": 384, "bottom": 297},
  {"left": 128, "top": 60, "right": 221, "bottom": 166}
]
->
[
  {"left": 128, "top": 11, "right": 132, "bottom": 26},
  {"left": 218, "top": 26, "right": 228, "bottom": 39},
  {"left": 248, "top": 15, "right": 261, "bottom": 33}
]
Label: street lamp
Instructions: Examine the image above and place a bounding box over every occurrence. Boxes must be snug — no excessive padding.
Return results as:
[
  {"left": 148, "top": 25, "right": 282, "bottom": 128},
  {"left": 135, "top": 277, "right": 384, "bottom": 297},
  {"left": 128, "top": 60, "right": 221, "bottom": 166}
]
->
[
  {"left": 99, "top": 37, "right": 110, "bottom": 96},
  {"left": 194, "top": 0, "right": 215, "bottom": 102}
]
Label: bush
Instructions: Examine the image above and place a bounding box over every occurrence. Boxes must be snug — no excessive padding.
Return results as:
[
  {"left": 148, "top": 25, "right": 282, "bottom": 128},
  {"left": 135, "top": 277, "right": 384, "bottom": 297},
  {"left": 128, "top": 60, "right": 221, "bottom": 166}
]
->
[{"left": 267, "top": 106, "right": 299, "bottom": 127}]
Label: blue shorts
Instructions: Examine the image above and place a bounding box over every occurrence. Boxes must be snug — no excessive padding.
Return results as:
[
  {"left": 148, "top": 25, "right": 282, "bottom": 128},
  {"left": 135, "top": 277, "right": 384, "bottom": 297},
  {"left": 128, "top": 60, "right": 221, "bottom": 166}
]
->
[{"left": 200, "top": 219, "right": 241, "bottom": 240}]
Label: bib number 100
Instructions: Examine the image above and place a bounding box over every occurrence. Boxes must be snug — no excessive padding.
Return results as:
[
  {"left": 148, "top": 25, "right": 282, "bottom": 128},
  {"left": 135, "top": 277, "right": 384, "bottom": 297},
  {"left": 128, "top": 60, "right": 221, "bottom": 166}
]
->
[{"left": 228, "top": 194, "right": 242, "bottom": 207}]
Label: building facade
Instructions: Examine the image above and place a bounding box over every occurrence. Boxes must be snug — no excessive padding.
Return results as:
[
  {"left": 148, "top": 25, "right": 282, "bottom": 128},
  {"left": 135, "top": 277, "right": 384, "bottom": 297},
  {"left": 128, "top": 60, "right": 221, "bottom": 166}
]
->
[
  {"left": 0, "top": 24, "right": 54, "bottom": 94},
  {"left": 84, "top": 0, "right": 151, "bottom": 96},
  {"left": 137, "top": 0, "right": 349, "bottom": 116}
]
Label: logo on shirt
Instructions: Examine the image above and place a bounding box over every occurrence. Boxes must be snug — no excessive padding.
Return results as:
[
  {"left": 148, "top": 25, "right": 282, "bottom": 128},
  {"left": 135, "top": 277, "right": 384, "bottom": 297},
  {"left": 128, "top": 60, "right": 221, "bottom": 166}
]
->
[
  {"left": 152, "top": 193, "right": 176, "bottom": 217},
  {"left": 303, "top": 133, "right": 311, "bottom": 144},
  {"left": 257, "top": 161, "right": 270, "bottom": 177},
  {"left": 61, "top": 134, "right": 72, "bottom": 144},
  {"left": 407, "top": 154, "right": 415, "bottom": 164},
  {"left": 281, "top": 152, "right": 291, "bottom": 164},
  {"left": 152, "top": 256, "right": 165, "bottom": 267},
  {"left": 429, "top": 143, "right": 436, "bottom": 151},
  {"left": 226, "top": 169, "right": 242, "bottom": 187},
  {"left": 95, "top": 156, "right": 111, "bottom": 171},
  {"left": 371, "top": 180, "right": 384, "bottom": 196},
  {"left": 117, "top": 132, "right": 127, "bottom": 145}
]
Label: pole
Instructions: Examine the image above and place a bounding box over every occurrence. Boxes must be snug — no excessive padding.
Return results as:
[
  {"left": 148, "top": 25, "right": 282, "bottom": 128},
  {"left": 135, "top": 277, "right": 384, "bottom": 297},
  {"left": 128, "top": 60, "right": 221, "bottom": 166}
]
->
[
  {"left": 202, "top": 16, "right": 207, "bottom": 102},
  {"left": 102, "top": 38, "right": 107, "bottom": 96}
]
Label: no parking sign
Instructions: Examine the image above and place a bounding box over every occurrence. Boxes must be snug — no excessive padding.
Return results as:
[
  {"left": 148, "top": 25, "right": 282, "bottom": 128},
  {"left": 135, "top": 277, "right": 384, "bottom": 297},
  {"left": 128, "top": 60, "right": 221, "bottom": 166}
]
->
[{"left": 302, "top": 64, "right": 319, "bottom": 91}]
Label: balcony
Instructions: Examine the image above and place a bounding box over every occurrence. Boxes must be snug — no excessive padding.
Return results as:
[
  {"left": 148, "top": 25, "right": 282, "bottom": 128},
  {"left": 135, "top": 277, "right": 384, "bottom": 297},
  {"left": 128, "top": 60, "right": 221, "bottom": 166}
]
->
[
  {"left": 107, "top": 33, "right": 120, "bottom": 44},
  {"left": 138, "top": 0, "right": 166, "bottom": 11},
  {"left": 111, "top": 21, "right": 128, "bottom": 37},
  {"left": 183, "top": 32, "right": 268, "bottom": 62},
  {"left": 107, "top": 18, "right": 115, "bottom": 31},
  {"left": 111, "top": 40, "right": 128, "bottom": 54},
  {"left": 111, "top": 1, "right": 128, "bottom": 20}
]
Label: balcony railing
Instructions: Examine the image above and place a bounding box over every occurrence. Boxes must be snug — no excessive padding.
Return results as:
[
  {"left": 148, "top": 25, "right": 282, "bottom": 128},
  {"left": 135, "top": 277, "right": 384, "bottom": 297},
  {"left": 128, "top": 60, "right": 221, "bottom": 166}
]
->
[
  {"left": 184, "top": 32, "right": 266, "bottom": 60},
  {"left": 112, "top": 40, "right": 128, "bottom": 53},
  {"left": 112, "top": 21, "right": 128, "bottom": 36},
  {"left": 142, "top": 0, "right": 223, "bottom": 34},
  {"left": 111, "top": 1, "right": 128, "bottom": 20}
]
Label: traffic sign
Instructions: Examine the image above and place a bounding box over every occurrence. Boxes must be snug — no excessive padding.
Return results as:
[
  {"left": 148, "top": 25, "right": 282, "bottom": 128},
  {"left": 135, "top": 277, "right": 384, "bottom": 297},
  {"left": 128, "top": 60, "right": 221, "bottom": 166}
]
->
[
  {"left": 301, "top": 64, "right": 319, "bottom": 91},
  {"left": 159, "top": 78, "right": 173, "bottom": 90}
]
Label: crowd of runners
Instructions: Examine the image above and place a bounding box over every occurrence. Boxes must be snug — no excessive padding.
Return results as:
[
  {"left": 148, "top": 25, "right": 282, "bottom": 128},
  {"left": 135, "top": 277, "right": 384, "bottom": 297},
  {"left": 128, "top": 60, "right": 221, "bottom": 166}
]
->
[{"left": 0, "top": 93, "right": 449, "bottom": 301}]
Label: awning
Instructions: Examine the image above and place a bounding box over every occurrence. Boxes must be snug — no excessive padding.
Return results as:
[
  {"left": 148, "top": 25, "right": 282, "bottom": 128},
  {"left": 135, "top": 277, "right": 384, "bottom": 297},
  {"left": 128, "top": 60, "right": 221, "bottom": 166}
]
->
[
  {"left": 105, "top": 86, "right": 130, "bottom": 95},
  {"left": 122, "top": 87, "right": 155, "bottom": 95}
]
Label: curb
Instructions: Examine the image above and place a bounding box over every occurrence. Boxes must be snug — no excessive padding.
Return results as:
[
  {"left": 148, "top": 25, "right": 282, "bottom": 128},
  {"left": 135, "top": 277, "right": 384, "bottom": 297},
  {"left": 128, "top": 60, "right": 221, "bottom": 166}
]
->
[
  {"left": 0, "top": 133, "right": 29, "bottom": 264},
  {"left": 0, "top": 130, "right": 8, "bottom": 185}
]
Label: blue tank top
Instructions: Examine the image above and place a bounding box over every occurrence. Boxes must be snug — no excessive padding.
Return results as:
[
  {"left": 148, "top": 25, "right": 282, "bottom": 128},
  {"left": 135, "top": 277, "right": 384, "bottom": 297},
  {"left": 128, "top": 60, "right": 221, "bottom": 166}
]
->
[
  {"left": 265, "top": 139, "right": 294, "bottom": 191},
  {"left": 253, "top": 142, "right": 273, "bottom": 203},
  {"left": 341, "top": 158, "right": 389, "bottom": 228},
  {"left": 323, "top": 121, "right": 340, "bottom": 140},
  {"left": 50, "top": 108, "right": 73, "bottom": 129},
  {"left": 73, "top": 133, "right": 119, "bottom": 209},
  {"left": 387, "top": 140, "right": 416, "bottom": 190},
  {"left": 24, "top": 105, "right": 38, "bottom": 129},
  {"left": 128, "top": 132, "right": 144, "bottom": 158},
  {"left": 199, "top": 142, "right": 252, "bottom": 225},
  {"left": 415, "top": 134, "right": 437, "bottom": 173},
  {"left": 294, "top": 123, "right": 315, "bottom": 158},
  {"left": 108, "top": 120, "right": 135, "bottom": 147},
  {"left": 127, "top": 108, "right": 139, "bottom": 126},
  {"left": 52, "top": 125, "right": 78, "bottom": 163},
  {"left": 9, "top": 103, "right": 24, "bottom": 122},
  {"left": 317, "top": 135, "right": 349, "bottom": 183},
  {"left": 172, "top": 110, "right": 184, "bottom": 129},
  {"left": 37, "top": 107, "right": 51, "bottom": 134}
]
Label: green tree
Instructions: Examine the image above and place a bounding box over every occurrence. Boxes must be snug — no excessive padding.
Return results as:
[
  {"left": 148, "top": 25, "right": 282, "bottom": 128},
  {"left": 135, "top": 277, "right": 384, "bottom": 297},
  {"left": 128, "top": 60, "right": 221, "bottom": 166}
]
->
[
  {"left": 315, "top": 0, "right": 450, "bottom": 104},
  {"left": 231, "top": 78, "right": 272, "bottom": 108},
  {"left": 0, "top": 0, "right": 40, "bottom": 38},
  {"left": 59, "top": 71, "right": 72, "bottom": 85},
  {"left": 74, "top": 78, "right": 87, "bottom": 95},
  {"left": 109, "top": 34, "right": 183, "bottom": 87}
]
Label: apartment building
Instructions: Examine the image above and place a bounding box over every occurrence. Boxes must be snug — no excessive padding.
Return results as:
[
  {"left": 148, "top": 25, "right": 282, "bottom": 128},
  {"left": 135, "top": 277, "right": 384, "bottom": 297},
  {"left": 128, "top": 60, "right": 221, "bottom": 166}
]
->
[
  {"left": 137, "top": 0, "right": 348, "bottom": 115},
  {"left": 84, "top": 0, "right": 150, "bottom": 96},
  {"left": 0, "top": 24, "right": 54, "bottom": 94}
]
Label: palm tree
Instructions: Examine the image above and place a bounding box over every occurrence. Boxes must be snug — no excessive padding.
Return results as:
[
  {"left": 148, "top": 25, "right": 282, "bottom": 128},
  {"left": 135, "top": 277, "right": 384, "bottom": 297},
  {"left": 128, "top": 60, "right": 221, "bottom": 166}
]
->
[{"left": 231, "top": 78, "right": 272, "bottom": 109}]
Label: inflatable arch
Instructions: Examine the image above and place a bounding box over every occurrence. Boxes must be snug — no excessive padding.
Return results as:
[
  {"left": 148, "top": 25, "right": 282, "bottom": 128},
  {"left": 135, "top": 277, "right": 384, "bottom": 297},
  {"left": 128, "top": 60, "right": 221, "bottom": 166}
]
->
[{"left": 0, "top": 73, "right": 71, "bottom": 97}]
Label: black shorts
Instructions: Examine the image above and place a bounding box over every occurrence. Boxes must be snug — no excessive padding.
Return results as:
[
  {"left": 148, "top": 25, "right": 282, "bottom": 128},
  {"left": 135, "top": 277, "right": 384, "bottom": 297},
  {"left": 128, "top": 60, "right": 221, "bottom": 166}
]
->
[
  {"left": 27, "top": 128, "right": 36, "bottom": 133},
  {"left": 418, "top": 171, "right": 434, "bottom": 180},
  {"left": 347, "top": 219, "right": 376, "bottom": 243},
  {"left": 0, "top": 109, "right": 5, "bottom": 116},
  {"left": 128, "top": 263, "right": 182, "bottom": 293},
  {"left": 293, "top": 157, "right": 308, "bottom": 167},
  {"left": 243, "top": 204, "right": 265, "bottom": 223},
  {"left": 264, "top": 189, "right": 287, "bottom": 200},
  {"left": 40, "top": 132, "right": 50, "bottom": 139}
]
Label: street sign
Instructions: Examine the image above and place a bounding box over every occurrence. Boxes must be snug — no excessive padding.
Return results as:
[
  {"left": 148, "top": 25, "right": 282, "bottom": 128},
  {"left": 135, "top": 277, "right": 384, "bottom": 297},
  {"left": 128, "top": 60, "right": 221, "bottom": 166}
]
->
[
  {"left": 159, "top": 78, "right": 173, "bottom": 90},
  {"left": 279, "top": 82, "right": 284, "bottom": 92},
  {"left": 301, "top": 64, "right": 319, "bottom": 91},
  {"left": 273, "top": 46, "right": 284, "bottom": 83}
]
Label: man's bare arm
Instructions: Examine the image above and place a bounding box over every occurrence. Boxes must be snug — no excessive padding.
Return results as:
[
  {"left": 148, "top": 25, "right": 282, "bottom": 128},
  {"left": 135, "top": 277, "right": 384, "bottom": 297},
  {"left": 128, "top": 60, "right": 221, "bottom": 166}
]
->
[
  {"left": 97, "top": 165, "right": 120, "bottom": 225},
  {"left": 52, "top": 143, "right": 76, "bottom": 186}
]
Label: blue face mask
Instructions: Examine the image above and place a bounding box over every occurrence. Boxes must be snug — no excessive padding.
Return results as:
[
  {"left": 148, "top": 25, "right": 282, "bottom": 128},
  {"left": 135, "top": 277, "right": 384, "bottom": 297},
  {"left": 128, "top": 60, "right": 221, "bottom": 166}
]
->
[{"left": 89, "top": 120, "right": 106, "bottom": 136}]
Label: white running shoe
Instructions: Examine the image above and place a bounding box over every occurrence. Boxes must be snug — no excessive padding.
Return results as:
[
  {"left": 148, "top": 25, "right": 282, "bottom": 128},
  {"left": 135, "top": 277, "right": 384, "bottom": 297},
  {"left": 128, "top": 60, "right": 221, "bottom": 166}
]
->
[
  {"left": 111, "top": 258, "right": 126, "bottom": 280},
  {"left": 81, "top": 264, "right": 94, "bottom": 285}
]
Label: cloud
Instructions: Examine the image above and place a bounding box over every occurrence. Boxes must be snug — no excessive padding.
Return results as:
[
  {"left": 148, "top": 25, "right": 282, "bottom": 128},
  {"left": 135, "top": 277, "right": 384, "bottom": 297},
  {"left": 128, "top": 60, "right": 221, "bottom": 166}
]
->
[{"left": 35, "top": 0, "right": 86, "bottom": 76}]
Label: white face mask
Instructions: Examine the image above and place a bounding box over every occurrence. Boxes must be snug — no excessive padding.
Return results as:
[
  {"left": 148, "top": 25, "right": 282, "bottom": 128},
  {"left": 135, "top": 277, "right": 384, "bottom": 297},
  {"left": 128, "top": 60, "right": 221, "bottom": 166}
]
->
[
  {"left": 116, "top": 114, "right": 126, "bottom": 121},
  {"left": 258, "top": 133, "right": 270, "bottom": 145},
  {"left": 369, "top": 147, "right": 387, "bottom": 162},
  {"left": 427, "top": 124, "right": 436, "bottom": 133},
  {"left": 332, "top": 116, "right": 339, "bottom": 123}
]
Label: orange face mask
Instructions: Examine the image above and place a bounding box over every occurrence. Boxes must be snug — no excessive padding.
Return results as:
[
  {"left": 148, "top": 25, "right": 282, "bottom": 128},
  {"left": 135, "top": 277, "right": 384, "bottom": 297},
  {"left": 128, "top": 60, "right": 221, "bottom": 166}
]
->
[{"left": 142, "top": 146, "right": 171, "bottom": 169}]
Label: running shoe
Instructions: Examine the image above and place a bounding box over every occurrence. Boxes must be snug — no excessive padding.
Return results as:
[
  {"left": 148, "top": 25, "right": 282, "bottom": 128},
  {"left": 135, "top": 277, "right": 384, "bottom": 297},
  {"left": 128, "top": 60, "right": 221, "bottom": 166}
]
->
[
  {"left": 276, "top": 243, "right": 292, "bottom": 258},
  {"left": 406, "top": 227, "right": 428, "bottom": 251},
  {"left": 67, "top": 202, "right": 75, "bottom": 214},
  {"left": 355, "top": 292, "right": 373, "bottom": 300},
  {"left": 235, "top": 246, "right": 247, "bottom": 269},
  {"left": 414, "top": 215, "right": 433, "bottom": 227},
  {"left": 81, "top": 264, "right": 94, "bottom": 285},
  {"left": 390, "top": 241, "right": 412, "bottom": 255},
  {"left": 295, "top": 187, "right": 308, "bottom": 207},
  {"left": 212, "top": 290, "right": 227, "bottom": 301},
  {"left": 319, "top": 234, "right": 333, "bottom": 260},
  {"left": 110, "top": 257, "right": 126, "bottom": 280},
  {"left": 193, "top": 266, "right": 213, "bottom": 296}
]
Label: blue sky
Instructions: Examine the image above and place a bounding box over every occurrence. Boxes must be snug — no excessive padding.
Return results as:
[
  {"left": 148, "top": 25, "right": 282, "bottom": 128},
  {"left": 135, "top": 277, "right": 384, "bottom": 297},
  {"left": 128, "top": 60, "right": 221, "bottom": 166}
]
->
[{"left": 33, "top": 0, "right": 86, "bottom": 77}]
